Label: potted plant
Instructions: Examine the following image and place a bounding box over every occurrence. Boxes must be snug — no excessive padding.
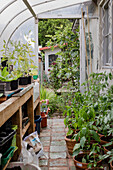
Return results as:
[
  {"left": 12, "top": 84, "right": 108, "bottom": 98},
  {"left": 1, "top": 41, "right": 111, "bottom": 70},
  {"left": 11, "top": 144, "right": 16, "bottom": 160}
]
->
[
  {"left": 102, "top": 146, "right": 113, "bottom": 170},
  {"left": 0, "top": 67, "right": 21, "bottom": 91},
  {"left": 2, "top": 40, "right": 37, "bottom": 85},
  {"left": 64, "top": 92, "right": 84, "bottom": 154},
  {"left": 73, "top": 143, "right": 103, "bottom": 169}
]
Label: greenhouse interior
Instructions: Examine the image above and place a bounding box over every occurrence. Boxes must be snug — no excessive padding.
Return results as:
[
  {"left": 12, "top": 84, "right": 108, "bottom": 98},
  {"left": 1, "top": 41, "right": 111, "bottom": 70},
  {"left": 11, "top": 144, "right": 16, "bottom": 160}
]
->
[{"left": 0, "top": 0, "right": 113, "bottom": 169}]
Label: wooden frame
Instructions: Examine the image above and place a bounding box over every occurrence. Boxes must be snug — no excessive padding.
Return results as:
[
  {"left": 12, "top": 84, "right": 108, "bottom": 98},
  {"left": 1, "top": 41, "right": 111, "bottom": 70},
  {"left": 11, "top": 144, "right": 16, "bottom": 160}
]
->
[{"left": 0, "top": 84, "right": 40, "bottom": 168}]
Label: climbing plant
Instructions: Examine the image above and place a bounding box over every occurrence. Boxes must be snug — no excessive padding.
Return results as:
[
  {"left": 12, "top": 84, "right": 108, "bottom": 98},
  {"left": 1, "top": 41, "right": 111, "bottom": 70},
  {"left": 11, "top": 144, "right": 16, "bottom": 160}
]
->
[
  {"left": 39, "top": 19, "right": 72, "bottom": 47},
  {"left": 47, "top": 24, "right": 80, "bottom": 90}
]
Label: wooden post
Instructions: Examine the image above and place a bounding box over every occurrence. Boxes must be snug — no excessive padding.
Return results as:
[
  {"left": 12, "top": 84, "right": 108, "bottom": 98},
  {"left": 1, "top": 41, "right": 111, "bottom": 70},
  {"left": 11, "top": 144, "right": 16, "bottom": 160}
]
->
[
  {"left": 11, "top": 107, "right": 22, "bottom": 160},
  {"left": 27, "top": 88, "right": 35, "bottom": 134},
  {"left": 81, "top": 8, "right": 89, "bottom": 78},
  {"left": 87, "top": 6, "right": 92, "bottom": 73}
]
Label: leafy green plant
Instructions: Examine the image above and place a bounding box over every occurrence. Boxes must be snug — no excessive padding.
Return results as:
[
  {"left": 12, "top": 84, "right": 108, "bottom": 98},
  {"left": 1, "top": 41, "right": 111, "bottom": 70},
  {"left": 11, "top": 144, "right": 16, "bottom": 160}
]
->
[
  {"left": 40, "top": 85, "right": 58, "bottom": 114},
  {"left": 0, "top": 67, "right": 19, "bottom": 82},
  {"left": 102, "top": 142, "right": 113, "bottom": 164},
  {"left": 1, "top": 40, "right": 37, "bottom": 78},
  {"left": 47, "top": 25, "right": 80, "bottom": 90}
]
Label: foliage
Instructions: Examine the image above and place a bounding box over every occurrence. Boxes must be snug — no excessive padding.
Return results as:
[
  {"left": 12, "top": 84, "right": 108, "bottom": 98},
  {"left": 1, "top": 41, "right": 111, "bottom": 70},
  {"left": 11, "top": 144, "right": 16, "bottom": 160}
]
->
[
  {"left": 102, "top": 142, "right": 113, "bottom": 163},
  {"left": 63, "top": 71, "right": 113, "bottom": 167},
  {"left": 40, "top": 85, "right": 57, "bottom": 114},
  {"left": 74, "top": 143, "right": 103, "bottom": 168},
  {"left": 39, "top": 19, "right": 72, "bottom": 47},
  {"left": 1, "top": 40, "right": 37, "bottom": 78},
  {"left": 47, "top": 24, "right": 80, "bottom": 90}
]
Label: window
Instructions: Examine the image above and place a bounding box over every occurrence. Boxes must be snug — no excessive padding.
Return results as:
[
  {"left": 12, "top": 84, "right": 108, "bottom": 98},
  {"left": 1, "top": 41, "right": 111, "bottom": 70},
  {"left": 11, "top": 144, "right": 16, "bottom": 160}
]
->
[
  {"left": 99, "top": 0, "right": 113, "bottom": 67},
  {"left": 48, "top": 54, "right": 58, "bottom": 66}
]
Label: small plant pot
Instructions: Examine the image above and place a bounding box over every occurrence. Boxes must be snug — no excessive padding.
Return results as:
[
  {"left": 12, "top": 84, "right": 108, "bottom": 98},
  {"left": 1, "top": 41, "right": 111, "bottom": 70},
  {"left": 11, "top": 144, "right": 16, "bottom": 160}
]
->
[
  {"left": 0, "top": 83, "right": 6, "bottom": 95},
  {"left": 110, "top": 161, "right": 113, "bottom": 170},
  {"left": 65, "top": 135, "right": 78, "bottom": 155},
  {"left": 41, "top": 112, "right": 45, "bottom": 117},
  {"left": 0, "top": 81, "right": 11, "bottom": 91},
  {"left": 33, "top": 75, "right": 38, "bottom": 80},
  {"left": 19, "top": 77, "right": 28, "bottom": 85},
  {"left": 41, "top": 115, "right": 47, "bottom": 128},
  {"left": 73, "top": 153, "right": 102, "bottom": 169},
  {"left": 10, "top": 79, "right": 19, "bottom": 90},
  {"left": 28, "top": 76, "right": 32, "bottom": 84}
]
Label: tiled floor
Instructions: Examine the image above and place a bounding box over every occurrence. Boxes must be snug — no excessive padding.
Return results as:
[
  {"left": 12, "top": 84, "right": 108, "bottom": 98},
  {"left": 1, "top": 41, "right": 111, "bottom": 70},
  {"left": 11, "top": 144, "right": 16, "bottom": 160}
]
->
[{"left": 39, "top": 118, "right": 75, "bottom": 170}]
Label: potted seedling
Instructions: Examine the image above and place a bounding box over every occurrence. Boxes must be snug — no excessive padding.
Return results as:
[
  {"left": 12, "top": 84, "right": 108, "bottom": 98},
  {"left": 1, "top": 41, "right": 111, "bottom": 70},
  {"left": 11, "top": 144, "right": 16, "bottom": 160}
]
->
[
  {"left": 64, "top": 92, "right": 84, "bottom": 154},
  {"left": 102, "top": 146, "right": 113, "bottom": 170},
  {"left": 73, "top": 123, "right": 103, "bottom": 169},
  {"left": 73, "top": 143, "right": 103, "bottom": 169},
  {"left": 7, "top": 40, "right": 37, "bottom": 85}
]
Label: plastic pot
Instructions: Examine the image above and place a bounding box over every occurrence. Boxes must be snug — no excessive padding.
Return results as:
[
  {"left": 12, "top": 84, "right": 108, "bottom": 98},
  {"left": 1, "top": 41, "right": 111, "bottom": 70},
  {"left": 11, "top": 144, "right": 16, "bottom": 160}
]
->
[
  {"left": 33, "top": 75, "right": 38, "bottom": 80},
  {"left": 10, "top": 79, "right": 19, "bottom": 90},
  {"left": 28, "top": 76, "right": 32, "bottom": 84},
  {"left": 0, "top": 81, "right": 11, "bottom": 91},
  {"left": 19, "top": 77, "right": 28, "bottom": 85}
]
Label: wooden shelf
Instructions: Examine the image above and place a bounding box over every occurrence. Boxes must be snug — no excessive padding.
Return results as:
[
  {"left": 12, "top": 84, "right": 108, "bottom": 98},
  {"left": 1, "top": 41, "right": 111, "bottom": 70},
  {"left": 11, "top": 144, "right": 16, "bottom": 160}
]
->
[
  {"left": 0, "top": 83, "right": 40, "bottom": 167},
  {"left": 22, "top": 122, "right": 30, "bottom": 137}
]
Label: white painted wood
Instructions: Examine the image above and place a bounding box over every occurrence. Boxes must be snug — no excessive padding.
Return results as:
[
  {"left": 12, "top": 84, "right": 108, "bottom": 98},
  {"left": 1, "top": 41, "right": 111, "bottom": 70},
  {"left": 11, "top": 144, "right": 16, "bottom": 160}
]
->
[
  {"left": 38, "top": 14, "right": 81, "bottom": 19},
  {"left": 80, "top": 19, "right": 86, "bottom": 93},
  {"left": 34, "top": 18, "right": 39, "bottom": 73}
]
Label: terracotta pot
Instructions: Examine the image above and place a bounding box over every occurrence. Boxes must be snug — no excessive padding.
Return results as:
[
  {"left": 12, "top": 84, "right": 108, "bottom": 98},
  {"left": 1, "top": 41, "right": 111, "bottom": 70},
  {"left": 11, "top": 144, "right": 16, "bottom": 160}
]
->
[
  {"left": 110, "top": 161, "right": 113, "bottom": 170},
  {"left": 73, "top": 153, "right": 102, "bottom": 169},
  {"left": 104, "top": 144, "right": 113, "bottom": 154},
  {"left": 41, "top": 112, "right": 45, "bottom": 117},
  {"left": 100, "top": 135, "right": 113, "bottom": 145},
  {"left": 41, "top": 115, "right": 47, "bottom": 128},
  {"left": 0, "top": 96, "right": 7, "bottom": 104},
  {"left": 65, "top": 135, "right": 79, "bottom": 155}
]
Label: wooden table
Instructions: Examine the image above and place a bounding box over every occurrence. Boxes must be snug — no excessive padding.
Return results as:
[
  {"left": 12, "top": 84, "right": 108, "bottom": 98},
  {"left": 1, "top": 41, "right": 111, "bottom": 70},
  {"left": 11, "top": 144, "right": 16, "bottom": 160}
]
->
[{"left": 0, "top": 83, "right": 40, "bottom": 169}]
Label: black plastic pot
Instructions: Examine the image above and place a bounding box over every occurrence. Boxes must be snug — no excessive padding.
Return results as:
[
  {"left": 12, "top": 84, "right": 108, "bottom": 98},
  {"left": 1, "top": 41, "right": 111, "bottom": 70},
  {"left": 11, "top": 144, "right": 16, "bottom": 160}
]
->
[
  {"left": 19, "top": 77, "right": 28, "bottom": 85},
  {"left": 10, "top": 79, "right": 19, "bottom": 90},
  {"left": 0, "top": 83, "right": 6, "bottom": 95},
  {"left": 0, "top": 81, "right": 11, "bottom": 91},
  {"left": 34, "top": 115, "right": 42, "bottom": 135},
  {"left": 0, "top": 129, "right": 16, "bottom": 154},
  {"left": 28, "top": 76, "right": 32, "bottom": 84}
]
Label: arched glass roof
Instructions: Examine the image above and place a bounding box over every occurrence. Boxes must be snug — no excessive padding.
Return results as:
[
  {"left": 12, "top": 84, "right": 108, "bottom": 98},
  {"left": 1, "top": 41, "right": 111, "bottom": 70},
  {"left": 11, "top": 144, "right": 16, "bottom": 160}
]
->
[{"left": 0, "top": 0, "right": 93, "bottom": 49}]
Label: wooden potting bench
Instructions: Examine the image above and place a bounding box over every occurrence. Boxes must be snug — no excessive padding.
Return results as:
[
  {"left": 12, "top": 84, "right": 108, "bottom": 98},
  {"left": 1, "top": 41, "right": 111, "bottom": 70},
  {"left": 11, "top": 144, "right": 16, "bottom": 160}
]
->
[{"left": 0, "top": 83, "right": 40, "bottom": 169}]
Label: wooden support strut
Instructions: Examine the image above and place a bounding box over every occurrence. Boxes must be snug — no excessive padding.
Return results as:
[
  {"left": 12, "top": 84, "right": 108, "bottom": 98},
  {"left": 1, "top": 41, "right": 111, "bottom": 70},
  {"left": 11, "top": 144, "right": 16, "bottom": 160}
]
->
[
  {"left": 87, "top": 6, "right": 92, "bottom": 73},
  {"left": 81, "top": 8, "right": 89, "bottom": 78}
]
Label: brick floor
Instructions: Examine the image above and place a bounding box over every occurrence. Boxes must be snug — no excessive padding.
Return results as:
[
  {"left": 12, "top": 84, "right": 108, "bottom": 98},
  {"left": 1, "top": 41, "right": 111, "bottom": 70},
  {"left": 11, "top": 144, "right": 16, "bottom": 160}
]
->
[{"left": 39, "top": 118, "right": 76, "bottom": 170}]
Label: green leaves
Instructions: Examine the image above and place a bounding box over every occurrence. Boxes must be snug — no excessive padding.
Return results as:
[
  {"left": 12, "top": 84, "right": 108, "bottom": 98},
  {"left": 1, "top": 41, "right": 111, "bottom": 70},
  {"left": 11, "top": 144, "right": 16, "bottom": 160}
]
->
[
  {"left": 90, "top": 130, "right": 100, "bottom": 142},
  {"left": 73, "top": 143, "right": 80, "bottom": 151},
  {"left": 80, "top": 137, "right": 86, "bottom": 148}
]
